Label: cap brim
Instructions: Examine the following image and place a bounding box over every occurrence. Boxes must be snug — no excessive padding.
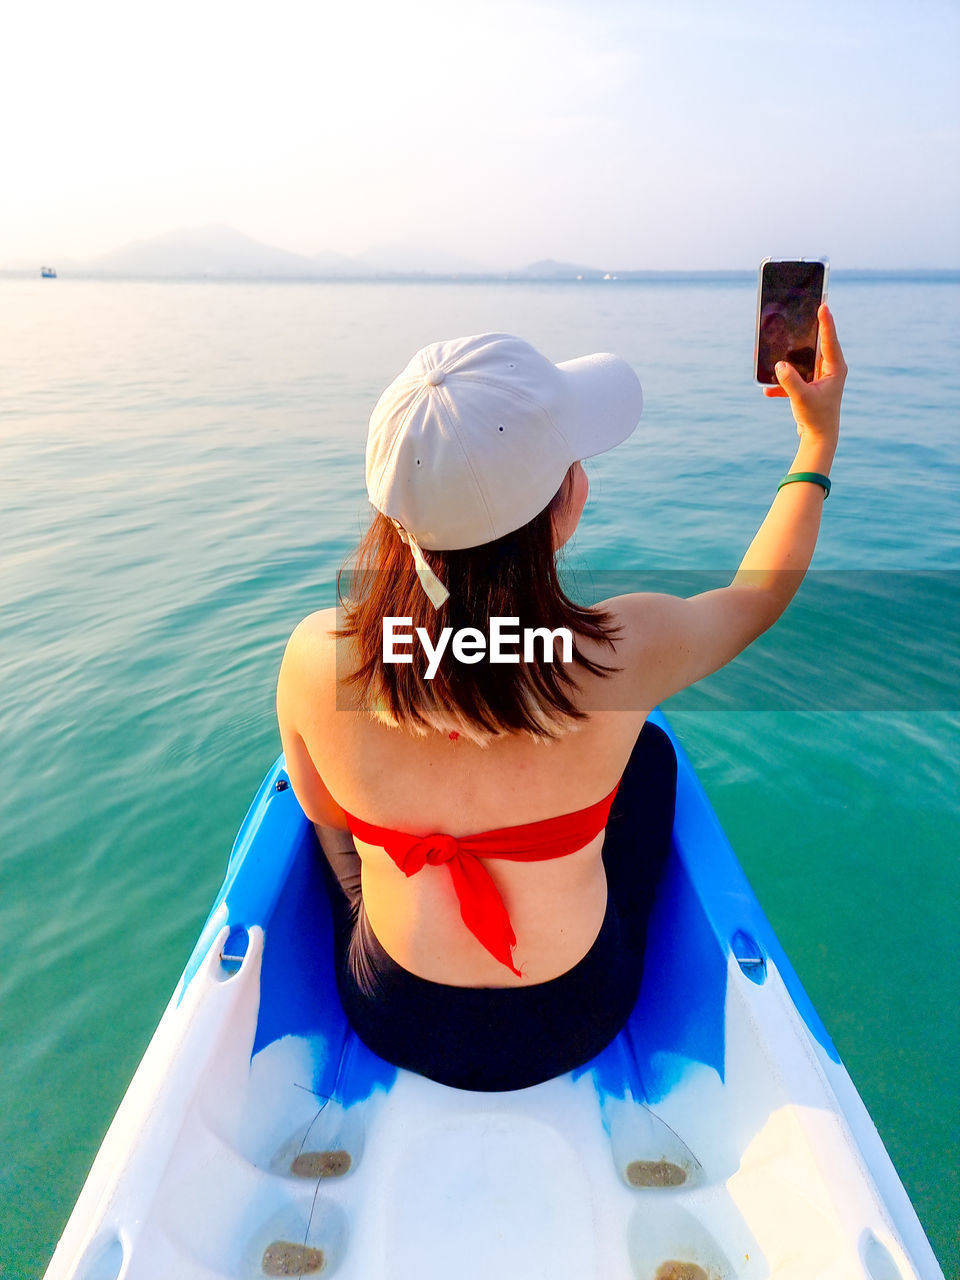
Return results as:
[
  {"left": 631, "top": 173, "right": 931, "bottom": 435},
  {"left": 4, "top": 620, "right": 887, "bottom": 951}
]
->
[{"left": 555, "top": 352, "right": 643, "bottom": 461}]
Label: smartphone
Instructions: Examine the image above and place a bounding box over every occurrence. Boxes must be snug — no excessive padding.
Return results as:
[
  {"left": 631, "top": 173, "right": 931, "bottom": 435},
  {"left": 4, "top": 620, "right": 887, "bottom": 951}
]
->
[{"left": 754, "top": 258, "right": 829, "bottom": 385}]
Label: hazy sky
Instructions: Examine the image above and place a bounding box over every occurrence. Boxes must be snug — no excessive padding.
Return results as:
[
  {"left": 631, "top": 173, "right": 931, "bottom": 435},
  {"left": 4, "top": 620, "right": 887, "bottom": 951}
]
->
[{"left": 3, "top": 0, "right": 958, "bottom": 269}]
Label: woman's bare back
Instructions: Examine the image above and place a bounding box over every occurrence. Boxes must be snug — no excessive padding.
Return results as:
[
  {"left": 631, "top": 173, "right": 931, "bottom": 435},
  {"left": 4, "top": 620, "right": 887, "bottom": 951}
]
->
[{"left": 279, "top": 603, "right": 654, "bottom": 985}]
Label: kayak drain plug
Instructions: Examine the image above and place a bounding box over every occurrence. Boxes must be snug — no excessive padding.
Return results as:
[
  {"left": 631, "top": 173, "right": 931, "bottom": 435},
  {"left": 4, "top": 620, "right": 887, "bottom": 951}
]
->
[{"left": 275, "top": 778, "right": 289, "bottom": 792}]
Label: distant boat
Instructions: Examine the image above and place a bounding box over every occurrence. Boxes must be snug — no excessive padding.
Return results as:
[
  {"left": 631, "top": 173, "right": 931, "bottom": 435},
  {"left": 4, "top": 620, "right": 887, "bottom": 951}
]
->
[{"left": 40, "top": 266, "right": 57, "bottom": 279}]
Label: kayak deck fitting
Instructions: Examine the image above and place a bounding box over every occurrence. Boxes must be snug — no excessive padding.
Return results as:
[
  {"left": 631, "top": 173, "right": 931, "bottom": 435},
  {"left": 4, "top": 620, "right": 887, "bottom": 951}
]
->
[{"left": 44, "top": 710, "right": 943, "bottom": 1280}]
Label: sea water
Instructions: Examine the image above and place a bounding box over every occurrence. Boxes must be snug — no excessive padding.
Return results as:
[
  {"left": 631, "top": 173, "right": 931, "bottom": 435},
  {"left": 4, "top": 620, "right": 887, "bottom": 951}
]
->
[{"left": 0, "top": 275, "right": 957, "bottom": 1275}]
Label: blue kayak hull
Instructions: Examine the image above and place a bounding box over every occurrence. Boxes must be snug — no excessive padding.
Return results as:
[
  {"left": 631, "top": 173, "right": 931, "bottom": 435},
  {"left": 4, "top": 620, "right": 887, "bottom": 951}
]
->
[{"left": 44, "top": 710, "right": 943, "bottom": 1279}]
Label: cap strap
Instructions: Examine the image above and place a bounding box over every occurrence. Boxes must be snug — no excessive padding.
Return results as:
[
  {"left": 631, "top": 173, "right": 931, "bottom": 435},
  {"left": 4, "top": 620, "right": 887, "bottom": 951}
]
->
[{"left": 392, "top": 521, "right": 450, "bottom": 609}]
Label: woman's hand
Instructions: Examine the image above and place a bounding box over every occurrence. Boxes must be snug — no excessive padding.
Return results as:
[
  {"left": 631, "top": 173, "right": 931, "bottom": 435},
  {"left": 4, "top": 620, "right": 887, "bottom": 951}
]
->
[{"left": 764, "top": 303, "right": 847, "bottom": 443}]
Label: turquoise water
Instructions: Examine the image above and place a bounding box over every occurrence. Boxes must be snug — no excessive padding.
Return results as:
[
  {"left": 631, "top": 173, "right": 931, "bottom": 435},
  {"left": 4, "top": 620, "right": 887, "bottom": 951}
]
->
[{"left": 1, "top": 277, "right": 957, "bottom": 1276}]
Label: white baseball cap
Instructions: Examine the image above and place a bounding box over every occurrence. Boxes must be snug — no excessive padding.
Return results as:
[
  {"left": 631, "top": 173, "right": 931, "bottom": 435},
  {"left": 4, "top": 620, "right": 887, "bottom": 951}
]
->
[{"left": 365, "top": 333, "right": 643, "bottom": 604}]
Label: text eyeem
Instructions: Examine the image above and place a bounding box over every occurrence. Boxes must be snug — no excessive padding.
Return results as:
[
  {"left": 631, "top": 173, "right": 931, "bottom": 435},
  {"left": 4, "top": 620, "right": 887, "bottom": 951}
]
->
[{"left": 383, "top": 617, "right": 574, "bottom": 680}]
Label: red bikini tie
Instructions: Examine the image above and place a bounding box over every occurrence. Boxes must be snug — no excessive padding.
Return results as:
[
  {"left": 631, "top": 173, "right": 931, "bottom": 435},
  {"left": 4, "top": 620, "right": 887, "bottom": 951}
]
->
[{"left": 343, "top": 784, "right": 620, "bottom": 976}]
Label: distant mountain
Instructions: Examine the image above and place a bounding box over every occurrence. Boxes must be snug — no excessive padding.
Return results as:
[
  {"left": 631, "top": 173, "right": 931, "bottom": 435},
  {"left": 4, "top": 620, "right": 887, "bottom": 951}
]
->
[
  {"left": 83, "top": 225, "right": 346, "bottom": 279},
  {"left": 71, "top": 226, "right": 495, "bottom": 279},
  {"left": 2, "top": 232, "right": 955, "bottom": 281}
]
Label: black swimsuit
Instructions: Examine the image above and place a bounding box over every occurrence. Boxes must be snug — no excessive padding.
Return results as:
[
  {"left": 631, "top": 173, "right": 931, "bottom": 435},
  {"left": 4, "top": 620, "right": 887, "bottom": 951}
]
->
[{"left": 317, "top": 721, "right": 677, "bottom": 1091}]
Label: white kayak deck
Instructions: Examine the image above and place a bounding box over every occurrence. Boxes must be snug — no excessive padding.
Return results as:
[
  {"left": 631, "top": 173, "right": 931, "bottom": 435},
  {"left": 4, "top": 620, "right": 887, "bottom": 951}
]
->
[{"left": 45, "top": 711, "right": 943, "bottom": 1280}]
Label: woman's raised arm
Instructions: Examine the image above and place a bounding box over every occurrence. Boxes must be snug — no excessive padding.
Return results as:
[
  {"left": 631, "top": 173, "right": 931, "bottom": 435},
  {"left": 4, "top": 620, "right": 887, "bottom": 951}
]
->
[{"left": 617, "top": 304, "right": 847, "bottom": 705}]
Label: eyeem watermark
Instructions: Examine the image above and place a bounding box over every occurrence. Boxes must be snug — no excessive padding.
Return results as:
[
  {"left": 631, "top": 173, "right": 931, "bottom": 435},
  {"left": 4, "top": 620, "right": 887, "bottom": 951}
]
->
[{"left": 383, "top": 616, "right": 573, "bottom": 680}]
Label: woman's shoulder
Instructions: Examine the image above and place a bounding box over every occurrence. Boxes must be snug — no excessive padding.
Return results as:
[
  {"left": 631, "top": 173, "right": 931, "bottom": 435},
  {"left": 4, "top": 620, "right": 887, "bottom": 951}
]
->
[
  {"left": 278, "top": 609, "right": 341, "bottom": 704},
  {"left": 588, "top": 592, "right": 671, "bottom": 666},
  {"left": 581, "top": 592, "right": 696, "bottom": 712},
  {"left": 595, "top": 590, "right": 715, "bottom": 660},
  {"left": 285, "top": 607, "right": 339, "bottom": 649}
]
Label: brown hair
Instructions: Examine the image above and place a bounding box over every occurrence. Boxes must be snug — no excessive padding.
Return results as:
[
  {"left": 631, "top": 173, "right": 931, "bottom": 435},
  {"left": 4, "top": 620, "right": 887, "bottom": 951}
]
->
[{"left": 336, "top": 468, "right": 621, "bottom": 742}]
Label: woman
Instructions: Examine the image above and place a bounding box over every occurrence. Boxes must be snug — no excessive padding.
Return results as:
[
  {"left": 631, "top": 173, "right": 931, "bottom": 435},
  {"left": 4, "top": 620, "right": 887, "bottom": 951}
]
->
[{"left": 276, "top": 311, "right": 846, "bottom": 1091}]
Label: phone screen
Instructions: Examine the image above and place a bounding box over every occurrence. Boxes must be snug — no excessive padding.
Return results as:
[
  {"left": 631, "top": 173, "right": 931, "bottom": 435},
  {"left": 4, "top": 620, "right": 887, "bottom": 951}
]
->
[{"left": 755, "top": 259, "right": 826, "bottom": 384}]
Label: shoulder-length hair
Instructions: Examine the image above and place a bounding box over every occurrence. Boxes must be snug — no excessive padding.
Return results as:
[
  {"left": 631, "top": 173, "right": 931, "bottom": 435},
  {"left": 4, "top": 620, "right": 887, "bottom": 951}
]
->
[{"left": 336, "top": 468, "right": 621, "bottom": 743}]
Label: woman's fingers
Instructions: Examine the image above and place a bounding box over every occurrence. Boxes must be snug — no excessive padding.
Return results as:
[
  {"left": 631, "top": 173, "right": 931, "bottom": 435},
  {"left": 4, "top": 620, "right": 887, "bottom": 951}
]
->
[
  {"left": 817, "top": 304, "right": 847, "bottom": 378},
  {"left": 763, "top": 306, "right": 844, "bottom": 397},
  {"left": 774, "top": 359, "right": 805, "bottom": 396}
]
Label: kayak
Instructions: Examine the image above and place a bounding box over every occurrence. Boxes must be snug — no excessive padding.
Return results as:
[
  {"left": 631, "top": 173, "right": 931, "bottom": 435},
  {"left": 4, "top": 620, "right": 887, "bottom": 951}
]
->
[{"left": 44, "top": 709, "right": 943, "bottom": 1280}]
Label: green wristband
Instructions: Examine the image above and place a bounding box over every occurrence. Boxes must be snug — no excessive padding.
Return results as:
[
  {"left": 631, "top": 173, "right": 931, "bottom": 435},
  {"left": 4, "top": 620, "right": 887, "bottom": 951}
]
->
[{"left": 777, "top": 471, "right": 831, "bottom": 498}]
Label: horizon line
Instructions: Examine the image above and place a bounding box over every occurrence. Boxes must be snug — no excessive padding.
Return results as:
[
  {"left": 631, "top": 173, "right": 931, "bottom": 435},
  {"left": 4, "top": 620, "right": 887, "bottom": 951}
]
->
[{"left": 3, "top": 266, "right": 960, "bottom": 283}]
